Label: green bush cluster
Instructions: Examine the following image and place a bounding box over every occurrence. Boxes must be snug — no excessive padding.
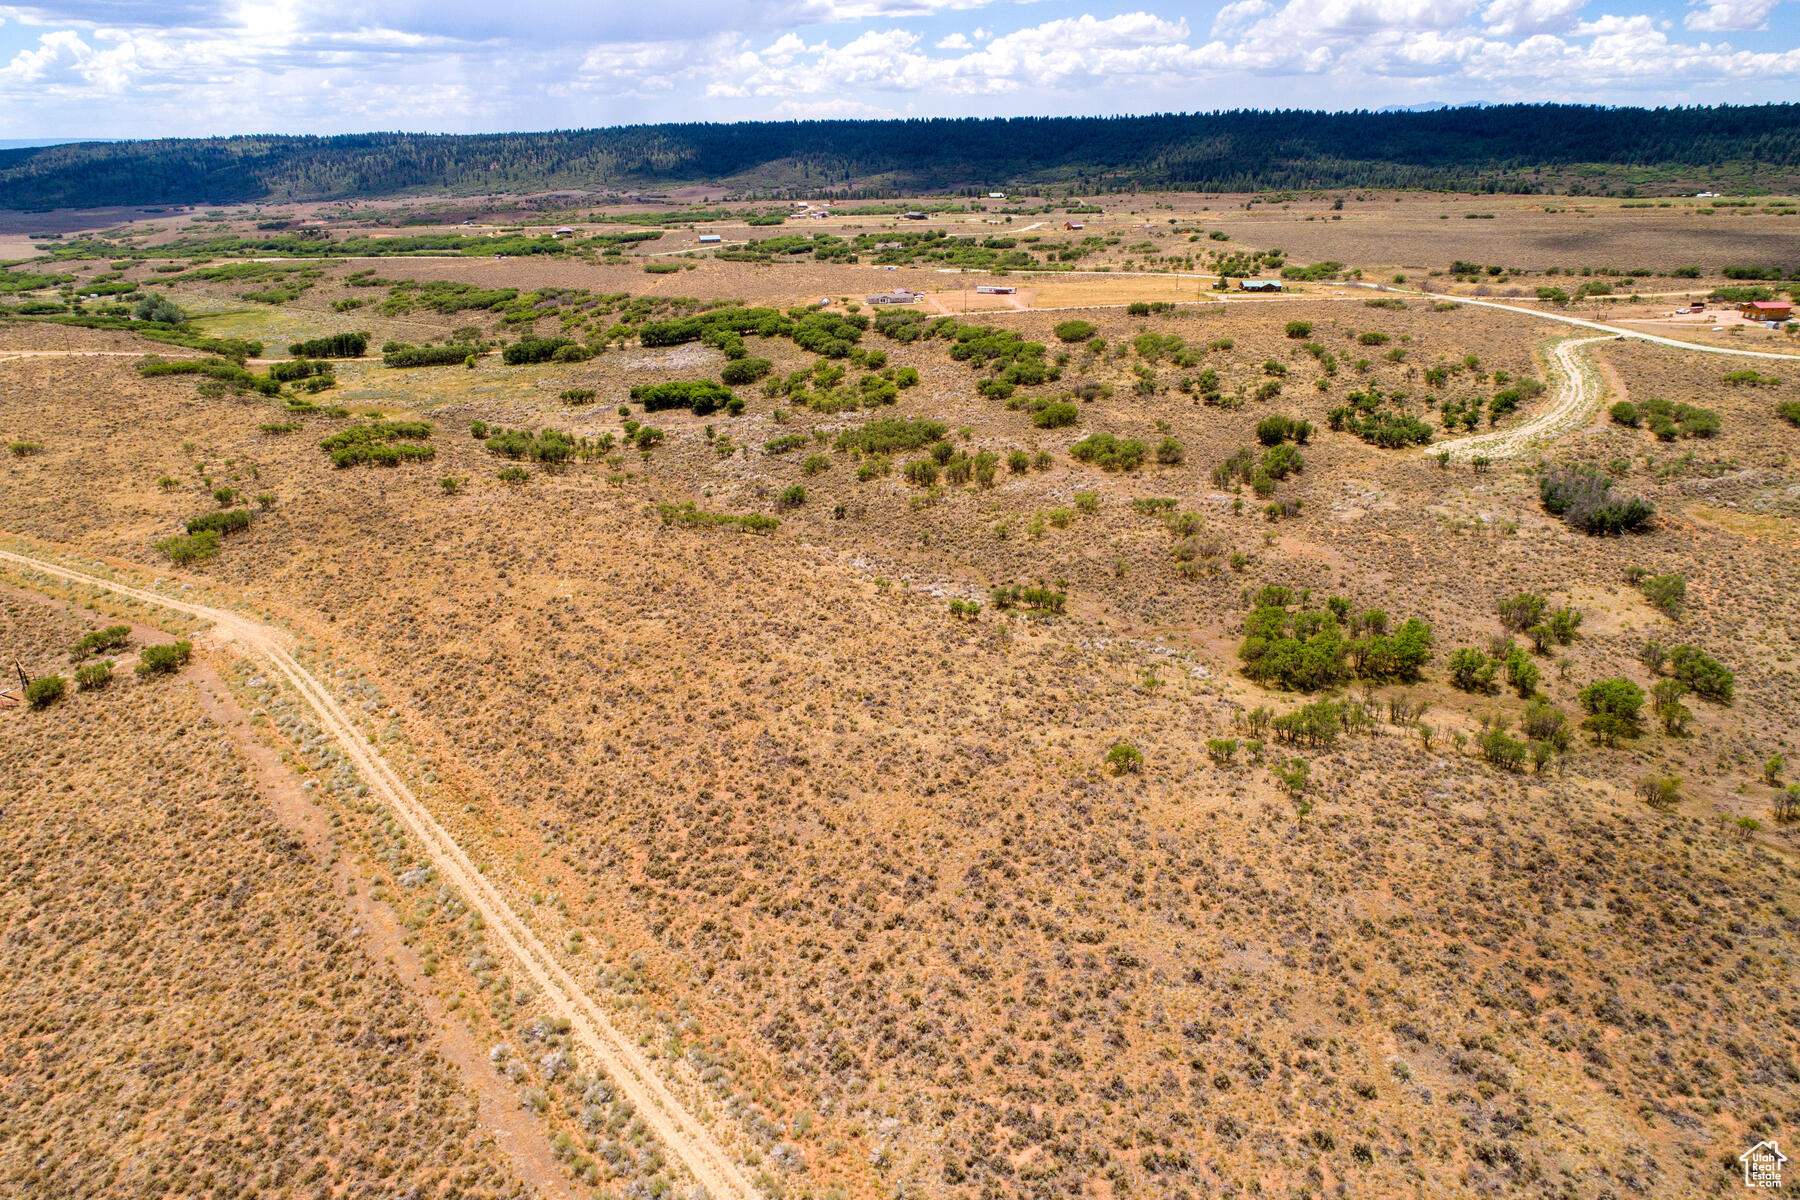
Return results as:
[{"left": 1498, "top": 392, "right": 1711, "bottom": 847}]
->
[
  {"left": 630, "top": 380, "right": 736, "bottom": 415},
  {"left": 319, "top": 420, "right": 435, "bottom": 468},
  {"left": 155, "top": 529, "right": 221, "bottom": 564},
  {"left": 990, "top": 585, "right": 1066, "bottom": 613},
  {"left": 70, "top": 625, "right": 131, "bottom": 660},
  {"left": 288, "top": 332, "right": 367, "bottom": 358},
  {"left": 1071, "top": 432, "right": 1148, "bottom": 472},
  {"left": 655, "top": 503, "right": 778, "bottom": 533},
  {"left": 383, "top": 342, "right": 479, "bottom": 368},
  {"left": 1239, "top": 594, "right": 1432, "bottom": 691},
  {"left": 136, "top": 640, "right": 193, "bottom": 677},
  {"left": 186, "top": 508, "right": 252, "bottom": 536},
  {"left": 268, "top": 358, "right": 335, "bottom": 383},
  {"left": 834, "top": 417, "right": 948, "bottom": 456},
  {"left": 1541, "top": 464, "right": 1654, "bottom": 534}
]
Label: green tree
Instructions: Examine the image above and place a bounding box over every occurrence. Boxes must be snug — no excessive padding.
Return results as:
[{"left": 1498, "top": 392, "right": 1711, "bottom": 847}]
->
[{"left": 1579, "top": 677, "right": 1645, "bottom": 745}]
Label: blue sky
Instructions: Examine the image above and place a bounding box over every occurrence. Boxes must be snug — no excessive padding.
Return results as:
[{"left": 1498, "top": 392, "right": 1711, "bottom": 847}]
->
[{"left": 0, "top": 0, "right": 1795, "bottom": 139}]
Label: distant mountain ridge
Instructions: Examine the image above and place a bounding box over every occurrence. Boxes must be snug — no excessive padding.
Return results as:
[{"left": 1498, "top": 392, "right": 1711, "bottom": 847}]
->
[{"left": 2, "top": 104, "right": 1796, "bottom": 208}]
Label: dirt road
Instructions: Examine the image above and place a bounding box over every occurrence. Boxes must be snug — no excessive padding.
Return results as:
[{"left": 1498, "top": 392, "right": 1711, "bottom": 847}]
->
[
  {"left": 0, "top": 546, "right": 758, "bottom": 1200},
  {"left": 1427, "top": 335, "right": 1612, "bottom": 463}
]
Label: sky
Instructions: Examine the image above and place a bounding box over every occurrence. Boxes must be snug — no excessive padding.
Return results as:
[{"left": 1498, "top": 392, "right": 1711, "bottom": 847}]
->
[{"left": 0, "top": 0, "right": 1795, "bottom": 140}]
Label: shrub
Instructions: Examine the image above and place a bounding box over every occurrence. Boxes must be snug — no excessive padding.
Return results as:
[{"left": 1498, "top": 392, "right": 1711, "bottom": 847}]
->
[
  {"left": 269, "top": 358, "right": 335, "bottom": 383},
  {"left": 1635, "top": 572, "right": 1686, "bottom": 619},
  {"left": 498, "top": 466, "right": 530, "bottom": 484},
  {"left": 1106, "top": 743, "right": 1144, "bottom": 774},
  {"left": 1284, "top": 320, "right": 1313, "bottom": 339},
  {"left": 1255, "top": 415, "right": 1312, "bottom": 446},
  {"left": 133, "top": 295, "right": 186, "bottom": 324},
  {"left": 1032, "top": 401, "right": 1080, "bottom": 429},
  {"left": 1259, "top": 444, "right": 1304, "bottom": 480},
  {"left": 502, "top": 336, "right": 575, "bottom": 365},
  {"left": 288, "top": 332, "right": 367, "bottom": 358},
  {"left": 721, "top": 357, "right": 773, "bottom": 386},
  {"left": 631, "top": 380, "right": 735, "bottom": 415},
  {"left": 1070, "top": 432, "right": 1147, "bottom": 472},
  {"left": 1496, "top": 592, "right": 1548, "bottom": 632},
  {"left": 560, "top": 388, "right": 596, "bottom": 405},
  {"left": 1668, "top": 644, "right": 1734, "bottom": 703},
  {"left": 383, "top": 343, "right": 478, "bottom": 368},
  {"left": 1778, "top": 401, "right": 1800, "bottom": 427},
  {"left": 136, "top": 641, "right": 193, "bottom": 677},
  {"left": 74, "top": 661, "right": 112, "bottom": 690},
  {"left": 25, "top": 674, "right": 66, "bottom": 708},
  {"left": 1154, "top": 437, "right": 1185, "bottom": 465},
  {"left": 71, "top": 625, "right": 131, "bottom": 660},
  {"left": 186, "top": 508, "right": 252, "bottom": 536},
  {"left": 1448, "top": 648, "right": 1497, "bottom": 693},
  {"left": 776, "top": 484, "right": 806, "bottom": 509},
  {"left": 1609, "top": 401, "right": 1640, "bottom": 426},
  {"left": 1007, "top": 449, "right": 1030, "bottom": 473},
  {"left": 155, "top": 529, "right": 221, "bottom": 564},
  {"left": 1578, "top": 677, "right": 1644, "bottom": 745},
  {"left": 801, "top": 453, "right": 830, "bottom": 475},
  {"left": 1054, "top": 320, "right": 1096, "bottom": 342},
  {"left": 1206, "top": 738, "right": 1238, "bottom": 763},
  {"left": 320, "top": 422, "right": 436, "bottom": 468},
  {"left": 837, "top": 417, "right": 948, "bottom": 456},
  {"left": 1636, "top": 774, "right": 1683, "bottom": 808},
  {"left": 903, "top": 458, "right": 940, "bottom": 487},
  {"left": 1540, "top": 464, "right": 1654, "bottom": 534}
]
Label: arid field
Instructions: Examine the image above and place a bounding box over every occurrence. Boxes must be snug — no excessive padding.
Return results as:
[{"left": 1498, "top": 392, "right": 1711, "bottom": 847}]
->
[{"left": 3, "top": 190, "right": 1798, "bottom": 1200}]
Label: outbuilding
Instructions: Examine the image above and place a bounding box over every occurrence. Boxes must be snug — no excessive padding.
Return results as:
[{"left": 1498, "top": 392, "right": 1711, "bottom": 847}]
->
[
  {"left": 1239, "top": 279, "right": 1284, "bottom": 292},
  {"left": 866, "top": 291, "right": 918, "bottom": 305},
  {"left": 697, "top": 234, "right": 722, "bottom": 244},
  {"left": 975, "top": 285, "right": 1016, "bottom": 295},
  {"left": 1741, "top": 300, "right": 1792, "bottom": 321}
]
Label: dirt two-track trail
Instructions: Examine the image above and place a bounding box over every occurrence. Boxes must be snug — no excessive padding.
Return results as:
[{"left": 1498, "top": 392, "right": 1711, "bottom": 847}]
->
[
  {"left": 1417, "top": 298, "right": 1800, "bottom": 463},
  {"left": 0, "top": 545, "right": 758, "bottom": 1200}
]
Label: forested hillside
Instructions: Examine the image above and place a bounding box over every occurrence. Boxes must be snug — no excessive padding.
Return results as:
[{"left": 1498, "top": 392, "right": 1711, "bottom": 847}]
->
[{"left": 3, "top": 104, "right": 1798, "bottom": 208}]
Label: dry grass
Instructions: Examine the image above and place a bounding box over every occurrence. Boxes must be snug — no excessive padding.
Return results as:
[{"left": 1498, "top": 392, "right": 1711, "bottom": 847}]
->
[
  {"left": 0, "top": 594, "right": 529, "bottom": 1200},
  {"left": 3, "top": 200, "right": 1799, "bottom": 1200}
]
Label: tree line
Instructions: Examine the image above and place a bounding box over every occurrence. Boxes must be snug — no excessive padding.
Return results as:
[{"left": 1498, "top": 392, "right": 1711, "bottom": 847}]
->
[{"left": 3, "top": 105, "right": 1798, "bottom": 208}]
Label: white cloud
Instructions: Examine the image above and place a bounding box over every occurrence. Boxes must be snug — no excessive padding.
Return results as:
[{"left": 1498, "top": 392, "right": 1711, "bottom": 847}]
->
[
  {"left": 1, "top": 0, "right": 1797, "bottom": 140},
  {"left": 1212, "top": 0, "right": 1270, "bottom": 34},
  {"left": 1684, "top": 0, "right": 1780, "bottom": 29},
  {"left": 1481, "top": 0, "right": 1588, "bottom": 35}
]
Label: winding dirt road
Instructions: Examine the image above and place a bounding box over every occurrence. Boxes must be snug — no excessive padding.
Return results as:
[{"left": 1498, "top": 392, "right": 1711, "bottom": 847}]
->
[
  {"left": 1427, "top": 335, "right": 1611, "bottom": 463},
  {"left": 0, "top": 546, "right": 757, "bottom": 1200},
  {"left": 1414, "top": 295, "right": 1800, "bottom": 462}
]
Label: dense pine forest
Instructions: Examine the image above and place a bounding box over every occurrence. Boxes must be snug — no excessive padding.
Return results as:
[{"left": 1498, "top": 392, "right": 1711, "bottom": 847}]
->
[{"left": 3, "top": 105, "right": 1798, "bottom": 208}]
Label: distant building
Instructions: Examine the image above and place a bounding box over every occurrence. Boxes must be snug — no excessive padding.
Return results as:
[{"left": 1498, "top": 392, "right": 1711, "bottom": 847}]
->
[
  {"left": 975, "top": 285, "right": 1016, "bottom": 295},
  {"left": 1064, "top": 221, "right": 1085, "bottom": 230},
  {"left": 988, "top": 192, "right": 1005, "bottom": 199},
  {"left": 554, "top": 227, "right": 576, "bottom": 237},
  {"left": 866, "top": 291, "right": 918, "bottom": 305},
  {"left": 902, "top": 212, "right": 927, "bottom": 220},
  {"left": 1742, "top": 300, "right": 1792, "bottom": 321},
  {"left": 874, "top": 241, "right": 903, "bottom": 249},
  {"left": 697, "top": 234, "right": 722, "bottom": 243},
  {"left": 1240, "top": 279, "right": 1283, "bottom": 292}
]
